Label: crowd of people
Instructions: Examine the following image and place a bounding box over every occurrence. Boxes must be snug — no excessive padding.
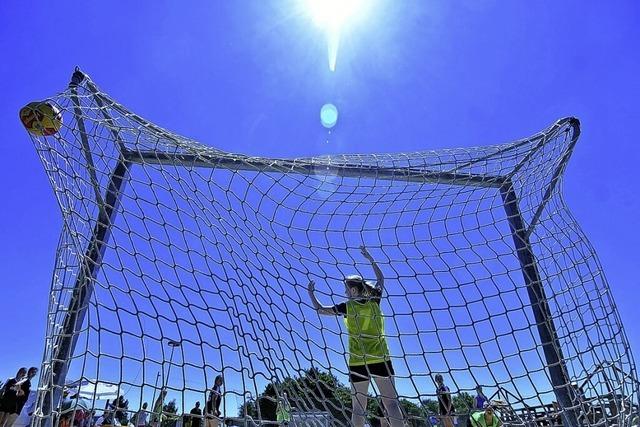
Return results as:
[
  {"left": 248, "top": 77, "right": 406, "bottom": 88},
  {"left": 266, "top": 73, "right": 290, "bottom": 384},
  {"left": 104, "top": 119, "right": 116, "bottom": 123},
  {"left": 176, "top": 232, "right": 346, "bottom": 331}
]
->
[
  {"left": 67, "top": 375, "right": 225, "bottom": 427},
  {"left": 431, "top": 376, "right": 498, "bottom": 427},
  {"left": 0, "top": 367, "right": 38, "bottom": 427}
]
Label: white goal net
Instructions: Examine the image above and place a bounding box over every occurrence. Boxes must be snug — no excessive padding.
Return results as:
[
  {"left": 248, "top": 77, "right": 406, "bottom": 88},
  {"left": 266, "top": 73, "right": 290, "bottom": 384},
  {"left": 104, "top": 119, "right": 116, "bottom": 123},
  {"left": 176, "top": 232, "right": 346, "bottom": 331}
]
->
[{"left": 22, "top": 69, "right": 639, "bottom": 427}]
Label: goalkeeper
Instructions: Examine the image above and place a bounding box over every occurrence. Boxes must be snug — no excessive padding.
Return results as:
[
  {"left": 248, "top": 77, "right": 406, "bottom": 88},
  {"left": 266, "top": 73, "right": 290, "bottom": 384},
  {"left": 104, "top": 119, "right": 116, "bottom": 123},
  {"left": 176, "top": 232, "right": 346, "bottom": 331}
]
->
[{"left": 308, "top": 246, "right": 404, "bottom": 427}]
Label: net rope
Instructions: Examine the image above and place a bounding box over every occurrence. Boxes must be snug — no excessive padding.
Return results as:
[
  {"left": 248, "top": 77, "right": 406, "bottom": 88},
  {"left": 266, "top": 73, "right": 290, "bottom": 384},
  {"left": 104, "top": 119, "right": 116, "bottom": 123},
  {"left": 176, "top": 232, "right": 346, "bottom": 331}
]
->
[{"left": 24, "top": 69, "right": 639, "bottom": 427}]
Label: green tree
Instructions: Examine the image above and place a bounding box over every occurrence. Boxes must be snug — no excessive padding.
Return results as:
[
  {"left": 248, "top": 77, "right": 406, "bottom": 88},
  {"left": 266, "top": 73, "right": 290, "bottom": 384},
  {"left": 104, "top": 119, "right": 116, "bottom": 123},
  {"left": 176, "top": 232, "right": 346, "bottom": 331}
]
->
[
  {"left": 237, "top": 368, "right": 353, "bottom": 424},
  {"left": 453, "top": 392, "right": 474, "bottom": 414},
  {"left": 400, "top": 399, "right": 427, "bottom": 427},
  {"left": 238, "top": 398, "right": 258, "bottom": 418},
  {"left": 421, "top": 399, "right": 439, "bottom": 414},
  {"left": 367, "top": 398, "right": 384, "bottom": 427},
  {"left": 367, "top": 398, "right": 427, "bottom": 427},
  {"left": 289, "top": 368, "right": 352, "bottom": 424}
]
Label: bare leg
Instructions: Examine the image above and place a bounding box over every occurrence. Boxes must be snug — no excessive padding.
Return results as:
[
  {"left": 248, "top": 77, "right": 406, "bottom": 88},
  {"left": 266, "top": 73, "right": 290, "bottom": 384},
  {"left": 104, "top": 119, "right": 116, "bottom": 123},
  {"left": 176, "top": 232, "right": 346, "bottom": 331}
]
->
[
  {"left": 0, "top": 412, "right": 9, "bottom": 427},
  {"left": 373, "top": 376, "right": 404, "bottom": 427},
  {"left": 351, "top": 380, "right": 370, "bottom": 427}
]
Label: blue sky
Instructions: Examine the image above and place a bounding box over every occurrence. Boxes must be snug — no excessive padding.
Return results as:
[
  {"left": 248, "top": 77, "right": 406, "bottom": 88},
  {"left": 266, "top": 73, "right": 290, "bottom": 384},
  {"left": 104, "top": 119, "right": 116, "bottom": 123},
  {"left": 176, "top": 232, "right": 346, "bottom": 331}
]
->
[{"left": 1, "top": 0, "right": 639, "bottom": 416}]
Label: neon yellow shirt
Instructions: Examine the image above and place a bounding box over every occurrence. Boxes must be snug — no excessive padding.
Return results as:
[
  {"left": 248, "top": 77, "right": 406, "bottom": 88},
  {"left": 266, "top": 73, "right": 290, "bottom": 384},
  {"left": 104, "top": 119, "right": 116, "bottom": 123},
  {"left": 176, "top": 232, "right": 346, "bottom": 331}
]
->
[{"left": 344, "top": 299, "right": 390, "bottom": 366}]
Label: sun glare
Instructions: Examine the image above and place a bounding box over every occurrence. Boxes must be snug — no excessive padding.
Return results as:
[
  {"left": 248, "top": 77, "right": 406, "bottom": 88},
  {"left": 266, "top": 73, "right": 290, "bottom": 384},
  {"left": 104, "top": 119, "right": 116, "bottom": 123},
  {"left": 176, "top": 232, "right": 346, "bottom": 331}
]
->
[
  {"left": 303, "top": 0, "right": 370, "bottom": 71},
  {"left": 306, "top": 0, "right": 367, "bottom": 31}
]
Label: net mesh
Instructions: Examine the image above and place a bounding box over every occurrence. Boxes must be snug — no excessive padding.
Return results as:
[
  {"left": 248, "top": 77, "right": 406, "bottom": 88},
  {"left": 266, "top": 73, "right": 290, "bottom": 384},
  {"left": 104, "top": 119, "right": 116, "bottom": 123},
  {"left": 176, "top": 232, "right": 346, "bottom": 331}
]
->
[{"left": 24, "top": 70, "right": 639, "bottom": 427}]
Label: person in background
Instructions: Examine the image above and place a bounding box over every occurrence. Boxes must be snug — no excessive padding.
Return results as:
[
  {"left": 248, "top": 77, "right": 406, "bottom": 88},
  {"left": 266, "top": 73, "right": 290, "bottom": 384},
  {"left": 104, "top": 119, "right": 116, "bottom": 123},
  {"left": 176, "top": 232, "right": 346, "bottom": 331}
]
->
[
  {"left": 100, "top": 398, "right": 115, "bottom": 426},
  {"left": 205, "top": 376, "right": 224, "bottom": 427},
  {"left": 435, "top": 374, "right": 454, "bottom": 427},
  {"left": 276, "top": 392, "right": 291, "bottom": 426},
  {"left": 133, "top": 402, "right": 149, "bottom": 427},
  {"left": 102, "top": 405, "right": 115, "bottom": 426},
  {"left": 469, "top": 405, "right": 501, "bottom": 427},
  {"left": 190, "top": 401, "right": 202, "bottom": 427},
  {"left": 76, "top": 406, "right": 90, "bottom": 427},
  {"left": 87, "top": 410, "right": 97, "bottom": 427},
  {"left": 0, "top": 367, "right": 27, "bottom": 427},
  {"left": 114, "top": 395, "right": 129, "bottom": 425},
  {"left": 94, "top": 412, "right": 105, "bottom": 427},
  {"left": 14, "top": 367, "right": 38, "bottom": 424},
  {"left": 473, "top": 386, "right": 488, "bottom": 411}
]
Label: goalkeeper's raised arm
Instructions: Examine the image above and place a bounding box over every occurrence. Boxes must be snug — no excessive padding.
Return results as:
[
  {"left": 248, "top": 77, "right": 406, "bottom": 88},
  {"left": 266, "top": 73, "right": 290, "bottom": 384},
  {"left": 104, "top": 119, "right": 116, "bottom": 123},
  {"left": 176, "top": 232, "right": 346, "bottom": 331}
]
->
[{"left": 360, "top": 245, "right": 384, "bottom": 294}]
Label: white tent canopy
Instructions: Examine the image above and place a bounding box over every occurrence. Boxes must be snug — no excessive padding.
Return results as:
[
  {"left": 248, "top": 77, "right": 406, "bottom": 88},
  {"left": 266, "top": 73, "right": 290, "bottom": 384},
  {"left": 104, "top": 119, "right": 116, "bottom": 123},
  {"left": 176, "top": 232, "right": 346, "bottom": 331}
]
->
[{"left": 66, "top": 379, "right": 120, "bottom": 401}]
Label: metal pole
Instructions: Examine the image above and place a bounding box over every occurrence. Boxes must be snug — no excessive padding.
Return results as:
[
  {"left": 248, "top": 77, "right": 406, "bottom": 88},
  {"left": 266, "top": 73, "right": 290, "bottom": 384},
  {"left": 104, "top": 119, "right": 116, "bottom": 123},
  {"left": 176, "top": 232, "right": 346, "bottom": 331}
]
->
[
  {"left": 165, "top": 346, "right": 175, "bottom": 391},
  {"left": 122, "top": 149, "right": 505, "bottom": 189},
  {"left": 38, "top": 70, "right": 131, "bottom": 427},
  {"left": 501, "top": 179, "right": 579, "bottom": 427},
  {"left": 39, "top": 158, "right": 130, "bottom": 427},
  {"left": 165, "top": 340, "right": 182, "bottom": 390},
  {"left": 150, "top": 371, "right": 161, "bottom": 420},
  {"left": 157, "top": 340, "right": 181, "bottom": 423}
]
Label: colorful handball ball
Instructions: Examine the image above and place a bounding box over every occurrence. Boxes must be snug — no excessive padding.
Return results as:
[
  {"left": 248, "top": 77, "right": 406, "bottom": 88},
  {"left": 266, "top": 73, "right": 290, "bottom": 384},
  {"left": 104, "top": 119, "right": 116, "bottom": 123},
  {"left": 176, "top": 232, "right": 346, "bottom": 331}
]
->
[{"left": 20, "top": 101, "right": 63, "bottom": 136}]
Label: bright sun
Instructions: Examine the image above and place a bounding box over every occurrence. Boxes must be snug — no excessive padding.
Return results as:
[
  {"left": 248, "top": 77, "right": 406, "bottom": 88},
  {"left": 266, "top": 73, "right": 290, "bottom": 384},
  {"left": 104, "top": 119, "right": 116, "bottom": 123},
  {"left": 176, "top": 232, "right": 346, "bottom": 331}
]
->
[
  {"left": 303, "top": 0, "right": 370, "bottom": 71},
  {"left": 306, "top": 0, "right": 367, "bottom": 31}
]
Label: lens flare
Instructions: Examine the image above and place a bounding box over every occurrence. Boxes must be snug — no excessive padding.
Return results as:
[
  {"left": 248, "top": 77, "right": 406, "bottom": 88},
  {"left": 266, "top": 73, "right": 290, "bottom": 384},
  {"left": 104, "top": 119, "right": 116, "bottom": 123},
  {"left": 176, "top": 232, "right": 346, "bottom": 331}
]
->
[{"left": 320, "top": 103, "right": 338, "bottom": 128}]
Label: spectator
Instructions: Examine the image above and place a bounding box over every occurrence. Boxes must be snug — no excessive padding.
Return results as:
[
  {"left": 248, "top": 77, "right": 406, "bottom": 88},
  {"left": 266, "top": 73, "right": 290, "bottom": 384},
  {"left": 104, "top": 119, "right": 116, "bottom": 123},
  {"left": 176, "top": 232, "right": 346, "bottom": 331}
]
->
[
  {"left": 102, "top": 407, "right": 114, "bottom": 426},
  {"left": 473, "top": 386, "right": 488, "bottom": 411},
  {"left": 133, "top": 402, "right": 149, "bottom": 427},
  {"left": 205, "top": 376, "right": 224, "bottom": 427},
  {"left": 190, "top": 402, "right": 202, "bottom": 427},
  {"left": 112, "top": 395, "right": 129, "bottom": 425},
  {"left": 75, "top": 408, "right": 90, "bottom": 427},
  {"left": 435, "top": 375, "right": 454, "bottom": 427},
  {"left": 0, "top": 367, "right": 27, "bottom": 427},
  {"left": 87, "top": 410, "right": 97, "bottom": 427},
  {"left": 15, "top": 368, "right": 38, "bottom": 419}
]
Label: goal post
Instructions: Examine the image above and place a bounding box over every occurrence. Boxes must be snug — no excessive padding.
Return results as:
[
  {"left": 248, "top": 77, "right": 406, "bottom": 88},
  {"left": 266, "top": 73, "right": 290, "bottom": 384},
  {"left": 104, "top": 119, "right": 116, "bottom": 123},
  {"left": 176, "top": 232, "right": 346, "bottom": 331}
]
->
[
  {"left": 37, "top": 70, "right": 133, "bottom": 425},
  {"left": 25, "top": 69, "right": 637, "bottom": 427}
]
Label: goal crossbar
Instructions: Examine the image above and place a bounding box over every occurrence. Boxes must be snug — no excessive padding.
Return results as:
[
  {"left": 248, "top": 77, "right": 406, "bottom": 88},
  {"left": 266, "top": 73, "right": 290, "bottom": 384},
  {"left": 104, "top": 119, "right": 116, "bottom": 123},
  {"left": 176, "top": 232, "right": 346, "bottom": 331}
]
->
[{"left": 122, "top": 149, "right": 507, "bottom": 188}]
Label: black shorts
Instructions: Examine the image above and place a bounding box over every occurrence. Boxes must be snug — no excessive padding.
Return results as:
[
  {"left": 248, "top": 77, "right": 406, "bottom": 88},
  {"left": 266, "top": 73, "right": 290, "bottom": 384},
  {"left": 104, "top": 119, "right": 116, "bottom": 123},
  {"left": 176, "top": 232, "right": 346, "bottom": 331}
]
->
[{"left": 349, "top": 360, "right": 395, "bottom": 383}]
